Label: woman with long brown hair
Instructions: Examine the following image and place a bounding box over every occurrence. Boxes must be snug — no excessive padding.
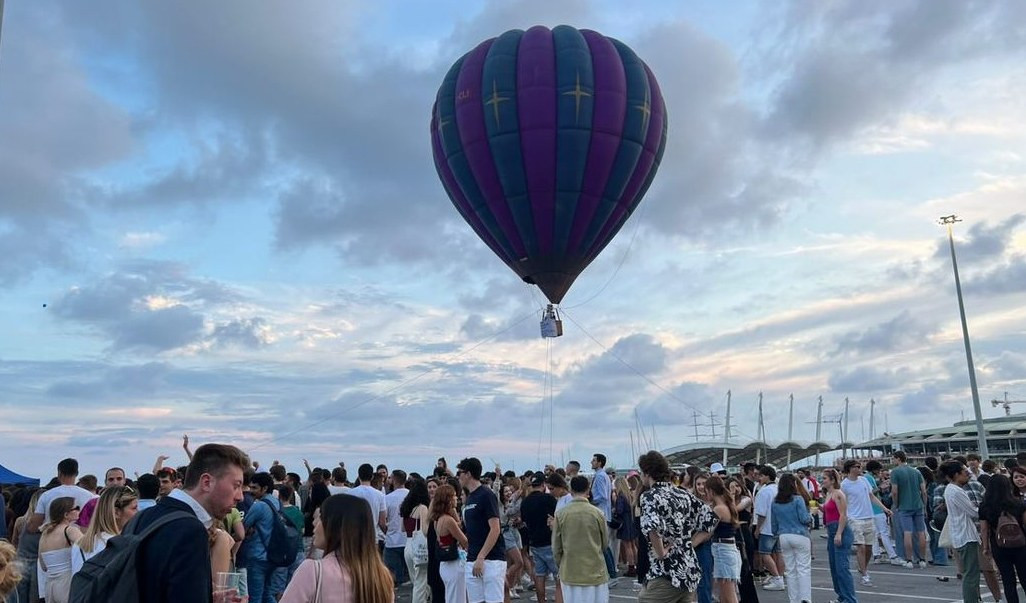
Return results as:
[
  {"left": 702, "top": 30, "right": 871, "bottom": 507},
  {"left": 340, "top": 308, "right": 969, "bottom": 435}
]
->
[
  {"left": 71, "top": 485, "right": 138, "bottom": 575},
  {"left": 431, "top": 484, "right": 468, "bottom": 603},
  {"left": 822, "top": 469, "right": 856, "bottom": 603},
  {"left": 38, "top": 497, "right": 83, "bottom": 603},
  {"left": 706, "top": 475, "right": 741, "bottom": 603},
  {"left": 281, "top": 493, "right": 394, "bottom": 603},
  {"left": 771, "top": 474, "right": 812, "bottom": 603}
]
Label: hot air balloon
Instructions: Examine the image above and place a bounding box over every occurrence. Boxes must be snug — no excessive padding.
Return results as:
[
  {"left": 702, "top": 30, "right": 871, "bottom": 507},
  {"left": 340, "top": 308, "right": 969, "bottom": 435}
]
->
[{"left": 430, "top": 25, "right": 668, "bottom": 317}]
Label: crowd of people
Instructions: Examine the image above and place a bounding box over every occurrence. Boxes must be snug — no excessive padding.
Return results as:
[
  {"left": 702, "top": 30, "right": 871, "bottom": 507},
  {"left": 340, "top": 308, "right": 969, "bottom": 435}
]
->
[{"left": 2, "top": 442, "right": 1026, "bottom": 603}]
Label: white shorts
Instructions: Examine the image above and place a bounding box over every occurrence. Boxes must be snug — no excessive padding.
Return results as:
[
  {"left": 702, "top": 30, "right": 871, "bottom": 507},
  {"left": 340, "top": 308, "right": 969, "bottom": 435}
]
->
[
  {"left": 466, "top": 559, "right": 507, "bottom": 603},
  {"left": 849, "top": 518, "right": 876, "bottom": 546}
]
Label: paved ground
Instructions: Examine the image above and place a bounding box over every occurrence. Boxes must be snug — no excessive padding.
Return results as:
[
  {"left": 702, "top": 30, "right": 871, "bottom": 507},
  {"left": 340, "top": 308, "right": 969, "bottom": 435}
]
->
[{"left": 398, "top": 532, "right": 1005, "bottom": 602}]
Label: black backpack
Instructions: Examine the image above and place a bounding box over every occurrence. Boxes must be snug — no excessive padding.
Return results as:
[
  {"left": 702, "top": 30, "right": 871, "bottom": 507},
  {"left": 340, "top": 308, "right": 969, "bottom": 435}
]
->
[
  {"left": 260, "top": 499, "right": 303, "bottom": 567},
  {"left": 70, "top": 510, "right": 194, "bottom": 603}
]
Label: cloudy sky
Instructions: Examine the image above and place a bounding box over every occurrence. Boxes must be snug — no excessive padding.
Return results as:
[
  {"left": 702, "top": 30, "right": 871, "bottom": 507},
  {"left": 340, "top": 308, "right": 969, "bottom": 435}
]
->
[{"left": 1, "top": 1, "right": 1025, "bottom": 480}]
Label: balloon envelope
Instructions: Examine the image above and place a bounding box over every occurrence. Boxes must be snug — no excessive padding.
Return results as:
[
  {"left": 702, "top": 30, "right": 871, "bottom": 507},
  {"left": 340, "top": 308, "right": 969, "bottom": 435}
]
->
[{"left": 431, "top": 25, "right": 667, "bottom": 304}]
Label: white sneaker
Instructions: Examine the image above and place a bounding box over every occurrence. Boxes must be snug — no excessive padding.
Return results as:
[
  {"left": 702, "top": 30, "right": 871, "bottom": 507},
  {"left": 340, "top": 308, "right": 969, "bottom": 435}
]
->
[
  {"left": 510, "top": 589, "right": 520, "bottom": 600},
  {"left": 902, "top": 560, "right": 914, "bottom": 569},
  {"left": 889, "top": 556, "right": 905, "bottom": 566},
  {"left": 861, "top": 574, "right": 873, "bottom": 586},
  {"left": 874, "top": 555, "right": 889, "bottom": 564},
  {"left": 763, "top": 578, "right": 786, "bottom": 591},
  {"left": 918, "top": 560, "right": 928, "bottom": 569}
]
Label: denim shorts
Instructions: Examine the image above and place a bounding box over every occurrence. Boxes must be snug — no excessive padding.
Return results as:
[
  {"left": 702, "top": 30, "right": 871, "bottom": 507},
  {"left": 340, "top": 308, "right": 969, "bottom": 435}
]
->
[
  {"left": 758, "top": 533, "right": 780, "bottom": 554},
  {"left": 532, "top": 545, "right": 558, "bottom": 577},
  {"left": 897, "top": 509, "right": 927, "bottom": 533},
  {"left": 503, "top": 527, "right": 522, "bottom": 551},
  {"left": 712, "top": 542, "right": 741, "bottom": 580}
]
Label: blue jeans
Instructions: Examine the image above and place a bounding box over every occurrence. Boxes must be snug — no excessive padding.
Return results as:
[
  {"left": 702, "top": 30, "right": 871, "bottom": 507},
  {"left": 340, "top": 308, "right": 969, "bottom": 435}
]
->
[
  {"left": 603, "top": 546, "right": 617, "bottom": 578},
  {"left": 826, "top": 522, "right": 857, "bottom": 603},
  {"left": 385, "top": 546, "right": 409, "bottom": 585},
  {"left": 696, "top": 540, "right": 713, "bottom": 603},
  {"left": 245, "top": 558, "right": 277, "bottom": 603},
  {"left": 929, "top": 524, "right": 948, "bottom": 565}
]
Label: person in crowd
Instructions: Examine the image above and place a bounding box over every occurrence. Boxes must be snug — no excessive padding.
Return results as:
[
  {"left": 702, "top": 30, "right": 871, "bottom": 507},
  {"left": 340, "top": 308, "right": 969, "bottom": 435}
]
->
[
  {"left": 565, "top": 462, "right": 581, "bottom": 479},
  {"left": 636, "top": 450, "right": 718, "bottom": 603},
  {"left": 377, "top": 465, "right": 391, "bottom": 493},
  {"left": 521, "top": 472, "right": 559, "bottom": 603},
  {"left": 70, "top": 485, "right": 138, "bottom": 575},
  {"left": 0, "top": 539, "right": 23, "bottom": 601},
  {"left": 613, "top": 476, "right": 638, "bottom": 578},
  {"left": 1011, "top": 466, "right": 1026, "bottom": 502},
  {"left": 76, "top": 466, "right": 131, "bottom": 529},
  {"left": 890, "top": 450, "right": 929, "bottom": 568},
  {"left": 771, "top": 474, "right": 812, "bottom": 603},
  {"left": 589, "top": 453, "right": 617, "bottom": 588},
  {"left": 303, "top": 470, "right": 332, "bottom": 558},
  {"left": 821, "top": 468, "right": 856, "bottom": 603},
  {"left": 128, "top": 443, "right": 249, "bottom": 602},
  {"left": 426, "top": 478, "right": 448, "bottom": 603},
  {"left": 28, "top": 459, "right": 96, "bottom": 534},
  {"left": 862, "top": 460, "right": 901, "bottom": 566},
  {"left": 156, "top": 466, "right": 178, "bottom": 499},
  {"left": 753, "top": 465, "right": 785, "bottom": 591},
  {"left": 239, "top": 471, "right": 282, "bottom": 603},
  {"left": 401, "top": 478, "right": 431, "bottom": 603},
  {"left": 706, "top": 475, "right": 741, "bottom": 603},
  {"left": 498, "top": 476, "right": 526, "bottom": 601},
  {"left": 136, "top": 473, "right": 160, "bottom": 512},
  {"left": 458, "top": 457, "right": 506, "bottom": 603},
  {"left": 840, "top": 460, "right": 891, "bottom": 587},
  {"left": 553, "top": 475, "right": 608, "bottom": 603},
  {"left": 277, "top": 484, "right": 306, "bottom": 584},
  {"left": 328, "top": 467, "right": 349, "bottom": 496},
  {"left": 942, "top": 460, "right": 982, "bottom": 603},
  {"left": 384, "top": 470, "right": 411, "bottom": 587},
  {"left": 979, "top": 474, "right": 1026, "bottom": 603},
  {"left": 547, "top": 474, "right": 571, "bottom": 514},
  {"left": 432, "top": 484, "right": 468, "bottom": 603},
  {"left": 350, "top": 464, "right": 388, "bottom": 552},
  {"left": 38, "top": 497, "right": 82, "bottom": 603},
  {"left": 967, "top": 453, "right": 984, "bottom": 480},
  {"left": 689, "top": 472, "right": 714, "bottom": 603},
  {"left": 13, "top": 488, "right": 44, "bottom": 603},
  {"left": 280, "top": 494, "right": 393, "bottom": 603},
  {"left": 958, "top": 460, "right": 1003, "bottom": 602},
  {"left": 727, "top": 476, "right": 760, "bottom": 603}
]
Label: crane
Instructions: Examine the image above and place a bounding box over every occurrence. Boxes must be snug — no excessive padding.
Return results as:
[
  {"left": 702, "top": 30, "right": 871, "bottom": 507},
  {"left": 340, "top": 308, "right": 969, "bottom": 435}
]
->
[{"left": 991, "top": 392, "right": 1026, "bottom": 417}]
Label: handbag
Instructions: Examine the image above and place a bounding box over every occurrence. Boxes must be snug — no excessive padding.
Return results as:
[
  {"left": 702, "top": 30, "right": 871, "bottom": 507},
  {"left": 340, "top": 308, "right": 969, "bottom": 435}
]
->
[
  {"left": 938, "top": 518, "right": 953, "bottom": 549},
  {"left": 435, "top": 529, "right": 460, "bottom": 562},
  {"left": 411, "top": 519, "right": 429, "bottom": 565}
]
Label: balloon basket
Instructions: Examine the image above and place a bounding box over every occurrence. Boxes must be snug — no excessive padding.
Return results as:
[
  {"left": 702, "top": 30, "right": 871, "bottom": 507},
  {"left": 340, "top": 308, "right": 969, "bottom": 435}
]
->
[{"left": 540, "top": 304, "right": 563, "bottom": 338}]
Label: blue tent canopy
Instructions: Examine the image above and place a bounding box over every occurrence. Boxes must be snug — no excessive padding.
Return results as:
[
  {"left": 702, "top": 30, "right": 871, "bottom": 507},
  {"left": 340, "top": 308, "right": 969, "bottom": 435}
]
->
[{"left": 0, "top": 463, "right": 39, "bottom": 486}]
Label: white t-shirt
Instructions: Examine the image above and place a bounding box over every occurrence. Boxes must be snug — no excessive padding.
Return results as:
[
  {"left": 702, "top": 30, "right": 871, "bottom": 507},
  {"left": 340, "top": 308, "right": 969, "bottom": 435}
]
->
[
  {"left": 35, "top": 485, "right": 98, "bottom": 524},
  {"left": 327, "top": 484, "right": 350, "bottom": 496},
  {"left": 71, "top": 532, "right": 113, "bottom": 575},
  {"left": 840, "top": 476, "right": 874, "bottom": 520},
  {"left": 556, "top": 493, "right": 573, "bottom": 513},
  {"left": 754, "top": 483, "right": 778, "bottom": 536},
  {"left": 385, "top": 488, "right": 410, "bottom": 548},
  {"left": 349, "top": 484, "right": 387, "bottom": 541}
]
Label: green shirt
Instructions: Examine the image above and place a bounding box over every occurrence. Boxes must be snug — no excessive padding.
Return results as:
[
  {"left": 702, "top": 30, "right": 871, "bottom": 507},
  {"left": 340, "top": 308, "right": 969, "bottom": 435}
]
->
[
  {"left": 864, "top": 474, "right": 885, "bottom": 515},
  {"left": 553, "top": 499, "right": 609, "bottom": 586},
  {"left": 891, "top": 464, "right": 924, "bottom": 511}
]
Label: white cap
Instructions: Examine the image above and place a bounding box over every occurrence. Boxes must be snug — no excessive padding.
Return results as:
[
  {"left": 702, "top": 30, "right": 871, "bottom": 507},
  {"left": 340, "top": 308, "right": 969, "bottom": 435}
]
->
[{"left": 710, "top": 462, "right": 726, "bottom": 473}]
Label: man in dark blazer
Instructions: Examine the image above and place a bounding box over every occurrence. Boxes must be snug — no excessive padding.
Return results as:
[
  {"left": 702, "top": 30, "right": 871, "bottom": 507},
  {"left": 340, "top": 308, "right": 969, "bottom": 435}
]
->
[{"left": 130, "top": 443, "right": 250, "bottom": 602}]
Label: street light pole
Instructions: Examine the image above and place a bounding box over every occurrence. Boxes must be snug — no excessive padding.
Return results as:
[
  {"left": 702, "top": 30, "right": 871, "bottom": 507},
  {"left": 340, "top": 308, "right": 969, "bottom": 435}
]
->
[{"left": 940, "top": 215, "right": 989, "bottom": 458}]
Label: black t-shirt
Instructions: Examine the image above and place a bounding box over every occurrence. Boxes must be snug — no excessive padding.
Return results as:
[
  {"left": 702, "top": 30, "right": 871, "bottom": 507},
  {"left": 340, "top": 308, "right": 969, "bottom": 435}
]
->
[
  {"left": 463, "top": 486, "right": 505, "bottom": 562},
  {"left": 520, "top": 491, "right": 557, "bottom": 548}
]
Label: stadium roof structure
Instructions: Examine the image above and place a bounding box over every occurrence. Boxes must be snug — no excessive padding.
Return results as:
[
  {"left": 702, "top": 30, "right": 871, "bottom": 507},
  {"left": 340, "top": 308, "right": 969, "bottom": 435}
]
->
[
  {"left": 661, "top": 439, "right": 850, "bottom": 469},
  {"left": 854, "top": 413, "right": 1026, "bottom": 458}
]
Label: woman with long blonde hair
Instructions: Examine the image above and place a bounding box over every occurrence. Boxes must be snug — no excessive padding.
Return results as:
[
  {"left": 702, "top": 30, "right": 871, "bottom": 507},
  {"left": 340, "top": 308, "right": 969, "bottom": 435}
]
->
[
  {"left": 71, "top": 485, "right": 138, "bottom": 575},
  {"left": 39, "top": 497, "right": 83, "bottom": 603},
  {"left": 13, "top": 488, "right": 44, "bottom": 603},
  {"left": 281, "top": 493, "right": 394, "bottom": 603},
  {"left": 613, "top": 476, "right": 639, "bottom": 577}
]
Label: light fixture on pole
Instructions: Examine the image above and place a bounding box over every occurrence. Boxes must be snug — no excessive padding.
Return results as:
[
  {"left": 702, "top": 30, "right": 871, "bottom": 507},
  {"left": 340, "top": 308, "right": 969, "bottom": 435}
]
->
[{"left": 939, "top": 214, "right": 989, "bottom": 458}]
